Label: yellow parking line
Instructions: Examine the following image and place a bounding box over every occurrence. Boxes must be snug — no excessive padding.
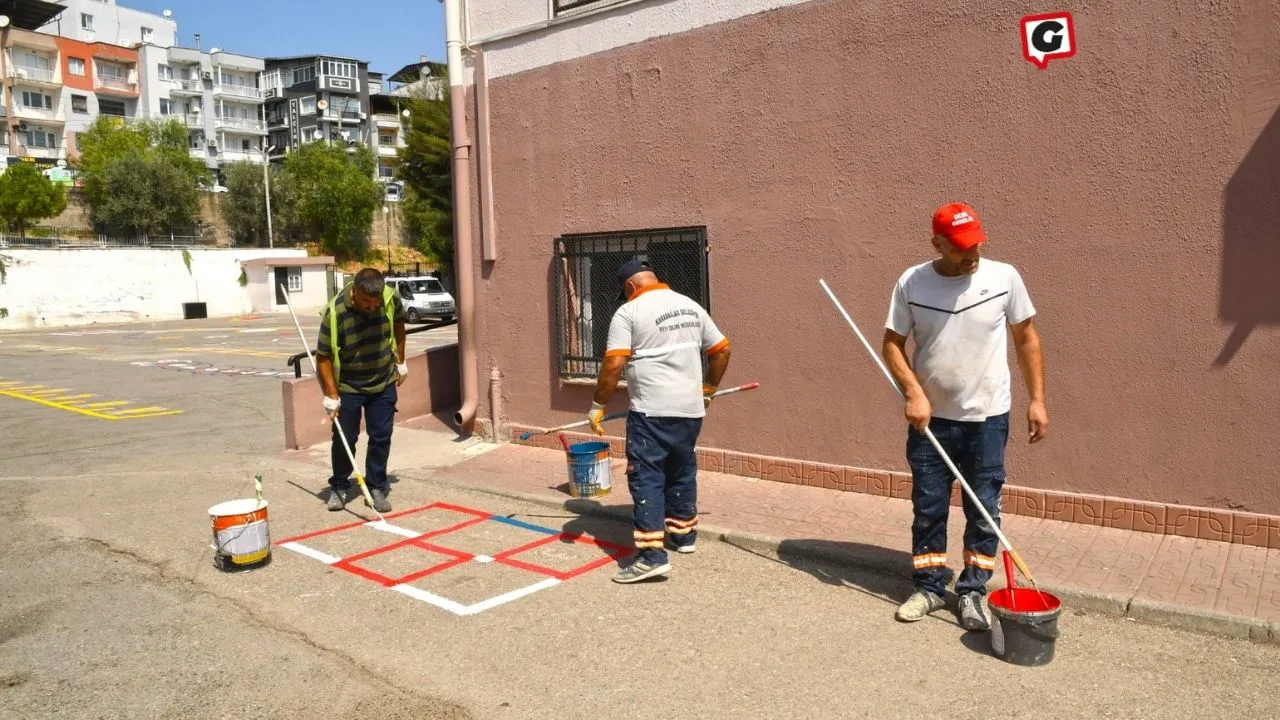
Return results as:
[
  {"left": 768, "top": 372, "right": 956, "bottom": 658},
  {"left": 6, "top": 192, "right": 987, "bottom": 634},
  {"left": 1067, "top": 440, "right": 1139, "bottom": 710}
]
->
[
  {"left": 83, "top": 401, "right": 131, "bottom": 408},
  {"left": 107, "top": 406, "right": 168, "bottom": 416},
  {"left": 0, "top": 387, "right": 182, "bottom": 420},
  {"left": 27, "top": 388, "right": 71, "bottom": 397},
  {"left": 52, "top": 394, "right": 93, "bottom": 402}
]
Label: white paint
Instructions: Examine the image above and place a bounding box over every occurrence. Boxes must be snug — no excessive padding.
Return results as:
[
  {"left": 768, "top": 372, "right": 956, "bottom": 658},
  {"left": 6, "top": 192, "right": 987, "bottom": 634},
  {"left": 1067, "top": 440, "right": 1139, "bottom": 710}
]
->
[
  {"left": 280, "top": 542, "right": 340, "bottom": 565},
  {"left": 365, "top": 521, "right": 422, "bottom": 539},
  {"left": 392, "top": 583, "right": 473, "bottom": 615},
  {"left": 393, "top": 577, "right": 561, "bottom": 616},
  {"left": 467, "top": 0, "right": 817, "bottom": 79},
  {"left": 473, "top": 555, "right": 495, "bottom": 563},
  {"left": 464, "top": 577, "right": 561, "bottom": 614},
  {"left": 0, "top": 247, "right": 314, "bottom": 329}
]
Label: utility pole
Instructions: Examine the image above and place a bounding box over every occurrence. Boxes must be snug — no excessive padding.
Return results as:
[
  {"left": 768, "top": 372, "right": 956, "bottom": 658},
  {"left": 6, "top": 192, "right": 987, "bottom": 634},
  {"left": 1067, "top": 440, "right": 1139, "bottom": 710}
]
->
[{"left": 262, "top": 145, "right": 275, "bottom": 248}]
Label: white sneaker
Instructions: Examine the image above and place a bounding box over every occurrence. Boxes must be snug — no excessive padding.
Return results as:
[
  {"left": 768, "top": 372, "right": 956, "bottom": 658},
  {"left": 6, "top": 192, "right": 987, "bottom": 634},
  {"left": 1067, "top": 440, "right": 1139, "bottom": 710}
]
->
[{"left": 895, "top": 590, "right": 947, "bottom": 622}]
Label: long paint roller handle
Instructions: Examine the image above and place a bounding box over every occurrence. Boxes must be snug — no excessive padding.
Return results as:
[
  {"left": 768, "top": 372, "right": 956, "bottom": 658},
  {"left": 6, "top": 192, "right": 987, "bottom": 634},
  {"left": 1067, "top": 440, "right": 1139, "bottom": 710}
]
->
[
  {"left": 817, "top": 279, "right": 1040, "bottom": 589},
  {"left": 518, "top": 382, "right": 762, "bottom": 440},
  {"left": 278, "top": 284, "right": 385, "bottom": 523}
]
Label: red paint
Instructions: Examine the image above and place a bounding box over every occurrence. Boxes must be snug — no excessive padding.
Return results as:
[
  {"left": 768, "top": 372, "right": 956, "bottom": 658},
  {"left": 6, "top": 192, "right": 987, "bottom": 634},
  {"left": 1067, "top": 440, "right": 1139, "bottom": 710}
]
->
[{"left": 989, "top": 587, "right": 1061, "bottom": 614}]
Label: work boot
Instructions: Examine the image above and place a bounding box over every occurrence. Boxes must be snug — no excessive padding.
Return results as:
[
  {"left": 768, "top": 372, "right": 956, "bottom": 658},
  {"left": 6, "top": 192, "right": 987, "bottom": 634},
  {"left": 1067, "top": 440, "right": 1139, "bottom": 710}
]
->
[
  {"left": 366, "top": 488, "right": 392, "bottom": 514},
  {"left": 895, "top": 589, "right": 947, "bottom": 622},
  {"left": 958, "top": 592, "right": 992, "bottom": 631},
  {"left": 326, "top": 487, "right": 348, "bottom": 511},
  {"left": 611, "top": 559, "right": 671, "bottom": 584}
]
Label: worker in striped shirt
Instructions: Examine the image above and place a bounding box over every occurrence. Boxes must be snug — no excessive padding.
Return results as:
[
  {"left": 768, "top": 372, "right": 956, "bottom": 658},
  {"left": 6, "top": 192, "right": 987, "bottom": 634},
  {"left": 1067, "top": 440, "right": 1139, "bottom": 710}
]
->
[
  {"left": 589, "top": 258, "right": 733, "bottom": 584},
  {"left": 315, "top": 268, "right": 408, "bottom": 514}
]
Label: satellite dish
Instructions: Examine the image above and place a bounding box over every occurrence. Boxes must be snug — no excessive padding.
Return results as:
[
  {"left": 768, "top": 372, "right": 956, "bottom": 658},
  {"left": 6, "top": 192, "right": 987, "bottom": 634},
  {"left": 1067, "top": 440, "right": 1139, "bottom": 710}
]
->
[
  {"left": 0, "top": 16, "right": 10, "bottom": 29},
  {"left": 163, "top": 9, "right": 173, "bottom": 17},
  {"left": 210, "top": 47, "right": 221, "bottom": 53},
  {"left": 316, "top": 99, "right": 328, "bottom": 110}
]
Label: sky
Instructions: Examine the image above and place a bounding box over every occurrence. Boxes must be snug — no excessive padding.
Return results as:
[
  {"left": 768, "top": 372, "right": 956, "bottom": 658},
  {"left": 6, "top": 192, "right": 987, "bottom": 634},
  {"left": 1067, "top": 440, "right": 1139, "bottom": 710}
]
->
[{"left": 121, "top": 0, "right": 448, "bottom": 76}]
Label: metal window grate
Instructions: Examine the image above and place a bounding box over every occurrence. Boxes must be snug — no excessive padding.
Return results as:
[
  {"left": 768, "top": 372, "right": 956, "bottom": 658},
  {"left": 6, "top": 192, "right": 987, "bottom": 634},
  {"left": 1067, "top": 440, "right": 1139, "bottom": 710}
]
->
[{"left": 553, "top": 225, "right": 709, "bottom": 380}]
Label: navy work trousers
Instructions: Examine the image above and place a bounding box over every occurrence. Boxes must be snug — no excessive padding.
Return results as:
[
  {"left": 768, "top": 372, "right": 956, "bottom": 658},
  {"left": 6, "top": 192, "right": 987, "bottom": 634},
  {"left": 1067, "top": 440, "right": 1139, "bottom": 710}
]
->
[
  {"left": 907, "top": 412, "right": 1009, "bottom": 598},
  {"left": 625, "top": 411, "right": 703, "bottom": 565},
  {"left": 329, "top": 383, "right": 398, "bottom": 494}
]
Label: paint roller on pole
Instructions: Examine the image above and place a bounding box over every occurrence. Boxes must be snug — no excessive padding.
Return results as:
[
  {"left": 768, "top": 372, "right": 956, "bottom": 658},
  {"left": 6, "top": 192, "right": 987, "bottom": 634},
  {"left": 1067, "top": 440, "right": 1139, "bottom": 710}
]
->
[
  {"left": 817, "top": 278, "right": 1043, "bottom": 593},
  {"left": 278, "top": 283, "right": 386, "bottom": 525},
  {"left": 518, "top": 382, "right": 761, "bottom": 441}
]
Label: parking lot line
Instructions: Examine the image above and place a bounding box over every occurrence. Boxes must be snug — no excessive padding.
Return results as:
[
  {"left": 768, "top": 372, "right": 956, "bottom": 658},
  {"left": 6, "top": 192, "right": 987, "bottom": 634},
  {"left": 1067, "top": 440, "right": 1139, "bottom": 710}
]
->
[{"left": 0, "top": 378, "right": 183, "bottom": 421}]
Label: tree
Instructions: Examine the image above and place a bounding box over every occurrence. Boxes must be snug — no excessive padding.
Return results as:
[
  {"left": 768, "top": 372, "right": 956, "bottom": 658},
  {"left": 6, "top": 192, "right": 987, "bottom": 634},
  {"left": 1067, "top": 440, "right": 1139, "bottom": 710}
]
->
[
  {"left": 0, "top": 162, "right": 67, "bottom": 237},
  {"left": 396, "top": 87, "right": 453, "bottom": 270},
  {"left": 276, "top": 141, "right": 382, "bottom": 259},
  {"left": 73, "top": 116, "right": 210, "bottom": 236},
  {"left": 221, "top": 160, "right": 269, "bottom": 246}
]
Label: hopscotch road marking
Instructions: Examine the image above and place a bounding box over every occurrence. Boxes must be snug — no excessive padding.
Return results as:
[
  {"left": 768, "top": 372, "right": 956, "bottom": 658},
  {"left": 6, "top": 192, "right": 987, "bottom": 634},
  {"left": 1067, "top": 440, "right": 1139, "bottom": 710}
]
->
[
  {"left": 165, "top": 346, "right": 293, "bottom": 359},
  {"left": 276, "top": 502, "right": 633, "bottom": 617},
  {"left": 0, "top": 378, "right": 183, "bottom": 420}
]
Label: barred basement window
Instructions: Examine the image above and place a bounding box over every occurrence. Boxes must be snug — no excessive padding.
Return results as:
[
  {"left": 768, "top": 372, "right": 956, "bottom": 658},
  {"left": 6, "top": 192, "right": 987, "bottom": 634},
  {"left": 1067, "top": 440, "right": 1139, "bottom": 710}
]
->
[{"left": 554, "top": 226, "right": 709, "bottom": 381}]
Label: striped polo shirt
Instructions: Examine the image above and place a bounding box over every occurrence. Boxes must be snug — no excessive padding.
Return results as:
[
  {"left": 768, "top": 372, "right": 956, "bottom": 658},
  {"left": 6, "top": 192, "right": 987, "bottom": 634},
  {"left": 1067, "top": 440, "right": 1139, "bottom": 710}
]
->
[{"left": 315, "top": 288, "right": 407, "bottom": 395}]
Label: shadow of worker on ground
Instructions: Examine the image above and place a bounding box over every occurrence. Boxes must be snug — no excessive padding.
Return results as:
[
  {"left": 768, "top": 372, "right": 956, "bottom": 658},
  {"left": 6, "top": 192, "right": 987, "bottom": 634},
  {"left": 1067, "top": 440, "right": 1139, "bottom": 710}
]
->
[{"left": 1218, "top": 107, "right": 1280, "bottom": 365}]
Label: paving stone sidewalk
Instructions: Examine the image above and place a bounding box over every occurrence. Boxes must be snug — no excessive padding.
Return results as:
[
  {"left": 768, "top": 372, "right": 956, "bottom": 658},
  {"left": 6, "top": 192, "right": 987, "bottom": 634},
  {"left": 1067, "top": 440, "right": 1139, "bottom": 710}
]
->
[{"left": 399, "top": 440, "right": 1280, "bottom": 645}]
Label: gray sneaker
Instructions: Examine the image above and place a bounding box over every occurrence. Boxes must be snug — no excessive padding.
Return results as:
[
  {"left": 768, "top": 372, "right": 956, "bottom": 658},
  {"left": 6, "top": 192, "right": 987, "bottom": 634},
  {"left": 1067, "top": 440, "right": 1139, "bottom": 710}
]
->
[
  {"left": 365, "top": 488, "right": 392, "bottom": 514},
  {"left": 895, "top": 589, "right": 947, "bottom": 622},
  {"left": 958, "top": 592, "right": 991, "bottom": 631},
  {"left": 326, "top": 487, "right": 348, "bottom": 511},
  {"left": 611, "top": 559, "right": 671, "bottom": 584}
]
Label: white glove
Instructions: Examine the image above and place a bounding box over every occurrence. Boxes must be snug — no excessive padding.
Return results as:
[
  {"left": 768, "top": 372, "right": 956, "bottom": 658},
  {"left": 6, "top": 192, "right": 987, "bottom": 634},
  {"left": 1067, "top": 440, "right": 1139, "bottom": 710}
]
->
[
  {"left": 322, "top": 396, "right": 341, "bottom": 412},
  {"left": 396, "top": 363, "right": 409, "bottom": 378}
]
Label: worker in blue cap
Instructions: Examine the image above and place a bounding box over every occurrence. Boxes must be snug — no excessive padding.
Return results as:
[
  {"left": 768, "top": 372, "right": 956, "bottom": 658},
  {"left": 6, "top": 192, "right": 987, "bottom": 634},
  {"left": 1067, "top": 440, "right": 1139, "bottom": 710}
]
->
[{"left": 588, "top": 258, "right": 733, "bottom": 583}]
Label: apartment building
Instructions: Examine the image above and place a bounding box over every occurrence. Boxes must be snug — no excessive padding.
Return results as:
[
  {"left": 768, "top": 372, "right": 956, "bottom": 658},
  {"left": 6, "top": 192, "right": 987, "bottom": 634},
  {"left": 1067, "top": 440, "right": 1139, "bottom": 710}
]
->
[
  {"left": 2, "top": 26, "right": 64, "bottom": 162},
  {"left": 38, "top": 0, "right": 176, "bottom": 49},
  {"left": 57, "top": 35, "right": 139, "bottom": 155},
  {"left": 140, "top": 43, "right": 265, "bottom": 175},
  {"left": 364, "top": 58, "right": 446, "bottom": 189},
  {"left": 262, "top": 54, "right": 371, "bottom": 161}
]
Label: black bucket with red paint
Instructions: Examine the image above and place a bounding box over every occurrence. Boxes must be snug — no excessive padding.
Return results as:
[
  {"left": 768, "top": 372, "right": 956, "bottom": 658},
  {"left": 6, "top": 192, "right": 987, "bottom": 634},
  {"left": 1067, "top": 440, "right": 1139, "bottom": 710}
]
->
[{"left": 987, "top": 587, "right": 1062, "bottom": 666}]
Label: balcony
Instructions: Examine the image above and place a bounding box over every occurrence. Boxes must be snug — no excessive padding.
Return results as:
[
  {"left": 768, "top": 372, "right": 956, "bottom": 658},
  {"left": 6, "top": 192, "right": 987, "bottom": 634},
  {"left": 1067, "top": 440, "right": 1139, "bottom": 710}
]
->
[
  {"left": 18, "top": 143, "right": 61, "bottom": 160},
  {"left": 8, "top": 65, "right": 60, "bottom": 88},
  {"left": 374, "top": 113, "right": 400, "bottom": 129},
  {"left": 214, "top": 84, "right": 262, "bottom": 101},
  {"left": 377, "top": 145, "right": 398, "bottom": 158},
  {"left": 13, "top": 105, "right": 65, "bottom": 124},
  {"left": 184, "top": 113, "right": 204, "bottom": 129},
  {"left": 218, "top": 147, "right": 265, "bottom": 164},
  {"left": 170, "top": 79, "right": 204, "bottom": 95},
  {"left": 215, "top": 116, "right": 267, "bottom": 134},
  {"left": 95, "top": 75, "right": 138, "bottom": 97}
]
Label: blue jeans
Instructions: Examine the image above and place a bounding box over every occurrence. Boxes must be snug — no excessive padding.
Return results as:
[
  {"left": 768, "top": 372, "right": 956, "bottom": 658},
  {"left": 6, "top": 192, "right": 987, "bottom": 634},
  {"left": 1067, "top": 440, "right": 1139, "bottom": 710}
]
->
[
  {"left": 907, "top": 412, "right": 1008, "bottom": 598},
  {"left": 625, "top": 411, "right": 703, "bottom": 565},
  {"left": 329, "top": 383, "right": 398, "bottom": 494}
]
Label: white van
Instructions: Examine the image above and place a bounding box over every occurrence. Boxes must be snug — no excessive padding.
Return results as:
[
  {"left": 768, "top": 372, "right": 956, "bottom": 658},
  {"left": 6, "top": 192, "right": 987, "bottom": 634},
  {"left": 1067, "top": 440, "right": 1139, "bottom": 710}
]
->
[{"left": 387, "top": 275, "right": 456, "bottom": 323}]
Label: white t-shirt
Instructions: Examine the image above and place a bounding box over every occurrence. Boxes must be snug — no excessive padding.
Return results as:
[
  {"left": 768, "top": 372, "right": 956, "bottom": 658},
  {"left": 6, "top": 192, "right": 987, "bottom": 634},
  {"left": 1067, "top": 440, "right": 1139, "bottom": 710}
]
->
[
  {"left": 885, "top": 258, "right": 1036, "bottom": 422},
  {"left": 605, "top": 285, "right": 728, "bottom": 419}
]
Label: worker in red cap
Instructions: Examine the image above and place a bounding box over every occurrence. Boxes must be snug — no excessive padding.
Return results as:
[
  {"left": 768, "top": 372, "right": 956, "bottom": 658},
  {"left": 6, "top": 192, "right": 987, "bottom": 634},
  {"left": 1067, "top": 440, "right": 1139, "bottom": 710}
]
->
[{"left": 880, "top": 202, "right": 1048, "bottom": 630}]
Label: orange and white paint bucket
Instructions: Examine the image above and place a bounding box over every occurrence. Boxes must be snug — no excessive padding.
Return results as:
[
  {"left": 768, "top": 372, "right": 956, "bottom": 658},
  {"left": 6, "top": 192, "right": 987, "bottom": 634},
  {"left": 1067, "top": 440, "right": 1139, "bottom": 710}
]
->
[{"left": 209, "top": 498, "right": 272, "bottom": 572}]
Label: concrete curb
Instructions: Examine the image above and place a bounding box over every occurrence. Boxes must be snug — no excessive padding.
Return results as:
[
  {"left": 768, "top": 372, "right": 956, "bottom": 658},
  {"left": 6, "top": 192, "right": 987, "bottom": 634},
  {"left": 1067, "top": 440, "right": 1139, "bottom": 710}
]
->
[{"left": 414, "top": 472, "right": 1278, "bottom": 646}]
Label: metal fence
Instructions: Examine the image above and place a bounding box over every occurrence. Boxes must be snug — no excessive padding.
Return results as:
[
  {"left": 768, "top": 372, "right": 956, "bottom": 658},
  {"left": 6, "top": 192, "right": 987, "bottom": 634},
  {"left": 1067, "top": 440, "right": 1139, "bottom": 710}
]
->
[
  {"left": 0, "top": 233, "right": 212, "bottom": 249},
  {"left": 553, "top": 225, "right": 709, "bottom": 380}
]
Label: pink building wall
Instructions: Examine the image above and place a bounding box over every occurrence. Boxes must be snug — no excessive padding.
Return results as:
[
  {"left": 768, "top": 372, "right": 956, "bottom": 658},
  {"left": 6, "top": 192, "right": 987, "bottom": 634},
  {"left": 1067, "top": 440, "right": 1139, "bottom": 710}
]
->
[{"left": 464, "top": 0, "right": 1280, "bottom": 520}]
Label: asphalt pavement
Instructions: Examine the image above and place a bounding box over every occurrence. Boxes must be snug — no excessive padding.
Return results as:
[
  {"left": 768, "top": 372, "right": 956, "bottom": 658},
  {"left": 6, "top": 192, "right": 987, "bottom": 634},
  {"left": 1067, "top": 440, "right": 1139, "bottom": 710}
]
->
[{"left": 2, "top": 316, "right": 1278, "bottom": 719}]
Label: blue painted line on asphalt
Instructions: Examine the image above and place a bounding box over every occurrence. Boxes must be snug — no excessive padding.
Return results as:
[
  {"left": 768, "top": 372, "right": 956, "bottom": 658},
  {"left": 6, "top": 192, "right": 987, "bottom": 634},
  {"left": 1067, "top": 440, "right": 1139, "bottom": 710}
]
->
[{"left": 488, "top": 515, "right": 561, "bottom": 536}]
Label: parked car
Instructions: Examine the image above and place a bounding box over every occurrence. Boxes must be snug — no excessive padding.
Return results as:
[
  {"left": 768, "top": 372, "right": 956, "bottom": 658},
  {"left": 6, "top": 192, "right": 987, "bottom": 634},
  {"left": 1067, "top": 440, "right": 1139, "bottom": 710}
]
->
[{"left": 387, "top": 275, "right": 456, "bottom": 323}]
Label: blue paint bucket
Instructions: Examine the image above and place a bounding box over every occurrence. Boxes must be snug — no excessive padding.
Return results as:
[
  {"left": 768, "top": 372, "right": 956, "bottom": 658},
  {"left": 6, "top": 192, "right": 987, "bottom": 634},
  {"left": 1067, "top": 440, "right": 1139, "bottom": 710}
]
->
[{"left": 565, "top": 441, "right": 612, "bottom": 497}]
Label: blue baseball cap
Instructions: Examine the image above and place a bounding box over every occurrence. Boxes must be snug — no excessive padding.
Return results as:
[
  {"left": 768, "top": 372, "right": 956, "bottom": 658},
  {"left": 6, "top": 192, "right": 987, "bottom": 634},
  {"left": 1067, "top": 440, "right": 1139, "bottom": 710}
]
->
[{"left": 616, "top": 258, "right": 651, "bottom": 300}]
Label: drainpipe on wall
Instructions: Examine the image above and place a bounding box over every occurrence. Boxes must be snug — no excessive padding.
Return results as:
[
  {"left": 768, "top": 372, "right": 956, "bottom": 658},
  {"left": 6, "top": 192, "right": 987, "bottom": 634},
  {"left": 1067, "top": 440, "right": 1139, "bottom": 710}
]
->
[{"left": 444, "top": 0, "right": 479, "bottom": 433}]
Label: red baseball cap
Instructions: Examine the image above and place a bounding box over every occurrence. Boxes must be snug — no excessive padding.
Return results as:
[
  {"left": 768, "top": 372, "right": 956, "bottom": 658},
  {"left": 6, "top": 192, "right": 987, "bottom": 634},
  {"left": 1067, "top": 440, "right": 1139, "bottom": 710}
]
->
[{"left": 932, "top": 202, "right": 987, "bottom": 250}]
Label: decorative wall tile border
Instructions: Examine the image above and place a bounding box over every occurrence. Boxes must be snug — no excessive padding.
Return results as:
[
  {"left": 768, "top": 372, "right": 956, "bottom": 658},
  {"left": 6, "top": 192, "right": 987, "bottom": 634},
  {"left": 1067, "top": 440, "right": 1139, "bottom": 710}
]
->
[{"left": 498, "top": 422, "right": 1280, "bottom": 549}]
